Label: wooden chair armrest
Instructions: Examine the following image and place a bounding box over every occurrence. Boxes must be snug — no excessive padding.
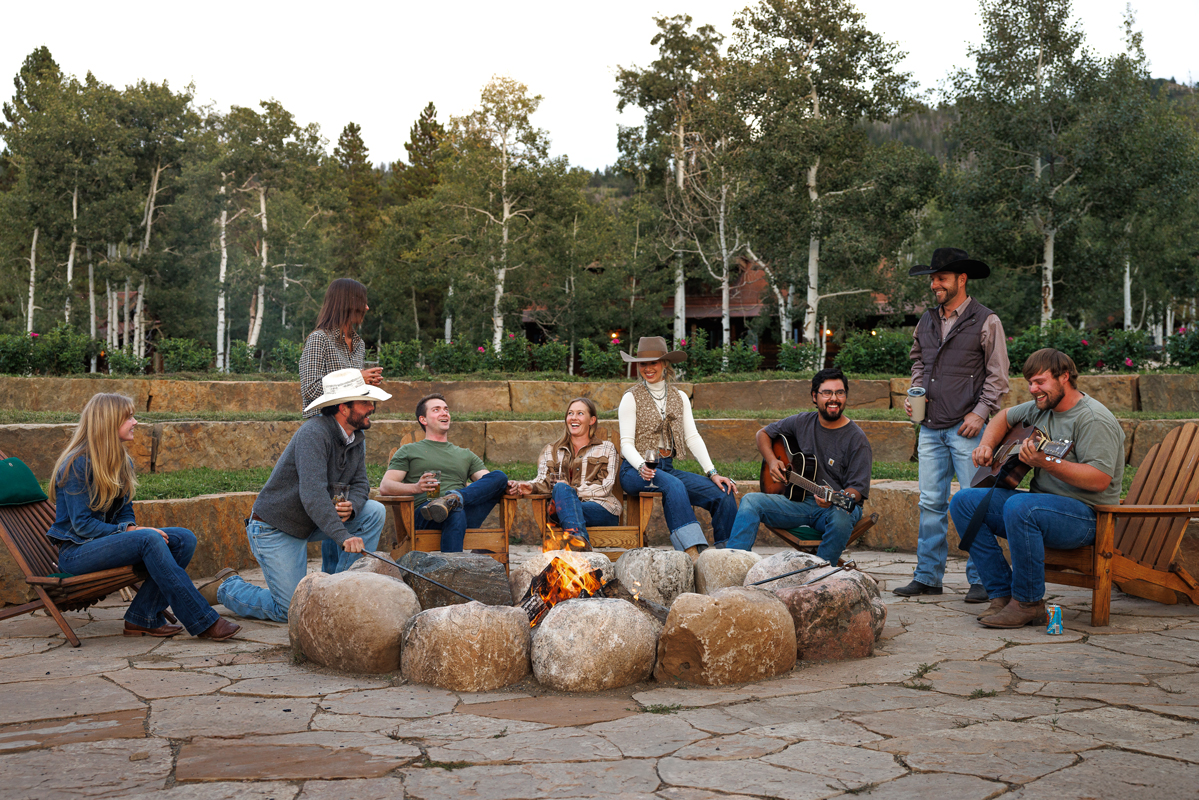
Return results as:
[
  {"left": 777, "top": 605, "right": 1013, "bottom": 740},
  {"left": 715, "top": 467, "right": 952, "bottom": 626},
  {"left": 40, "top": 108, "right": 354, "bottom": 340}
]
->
[
  {"left": 526, "top": 493, "right": 551, "bottom": 500},
  {"left": 1093, "top": 504, "right": 1199, "bottom": 517},
  {"left": 376, "top": 495, "right": 414, "bottom": 505}
]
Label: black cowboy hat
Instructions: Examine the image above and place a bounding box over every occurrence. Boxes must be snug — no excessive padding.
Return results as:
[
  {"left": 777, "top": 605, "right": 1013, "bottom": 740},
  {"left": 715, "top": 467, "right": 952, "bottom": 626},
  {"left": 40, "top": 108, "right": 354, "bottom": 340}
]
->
[{"left": 908, "top": 247, "right": 990, "bottom": 279}]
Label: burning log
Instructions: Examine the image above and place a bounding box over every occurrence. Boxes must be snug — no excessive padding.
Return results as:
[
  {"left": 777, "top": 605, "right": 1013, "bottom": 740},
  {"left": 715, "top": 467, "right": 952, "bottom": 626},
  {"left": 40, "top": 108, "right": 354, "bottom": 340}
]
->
[
  {"left": 519, "top": 556, "right": 605, "bottom": 627},
  {"left": 543, "top": 525, "right": 592, "bottom": 553},
  {"left": 601, "top": 578, "right": 669, "bottom": 625}
]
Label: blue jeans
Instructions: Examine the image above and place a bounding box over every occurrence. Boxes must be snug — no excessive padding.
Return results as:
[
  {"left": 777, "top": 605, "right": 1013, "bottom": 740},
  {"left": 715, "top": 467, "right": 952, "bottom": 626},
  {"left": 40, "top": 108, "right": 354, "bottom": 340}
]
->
[
  {"left": 726, "top": 492, "right": 863, "bottom": 564},
  {"left": 916, "top": 424, "right": 981, "bottom": 587},
  {"left": 414, "top": 470, "right": 509, "bottom": 552},
  {"left": 619, "top": 457, "right": 737, "bottom": 551},
  {"left": 218, "top": 499, "right": 385, "bottom": 622},
  {"left": 550, "top": 482, "right": 619, "bottom": 542},
  {"left": 949, "top": 488, "right": 1097, "bottom": 602},
  {"left": 57, "top": 527, "right": 219, "bottom": 635}
]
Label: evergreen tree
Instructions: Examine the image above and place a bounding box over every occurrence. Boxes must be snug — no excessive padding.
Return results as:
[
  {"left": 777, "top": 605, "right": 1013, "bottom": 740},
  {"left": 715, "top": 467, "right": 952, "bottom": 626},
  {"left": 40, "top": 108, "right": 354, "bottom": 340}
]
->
[
  {"left": 332, "top": 122, "right": 379, "bottom": 276},
  {"left": 391, "top": 102, "right": 445, "bottom": 203}
]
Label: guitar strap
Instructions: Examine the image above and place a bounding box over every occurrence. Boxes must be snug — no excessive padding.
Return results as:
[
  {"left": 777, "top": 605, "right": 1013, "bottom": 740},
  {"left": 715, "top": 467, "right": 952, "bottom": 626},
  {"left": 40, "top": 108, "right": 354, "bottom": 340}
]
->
[{"left": 957, "top": 459, "right": 1018, "bottom": 553}]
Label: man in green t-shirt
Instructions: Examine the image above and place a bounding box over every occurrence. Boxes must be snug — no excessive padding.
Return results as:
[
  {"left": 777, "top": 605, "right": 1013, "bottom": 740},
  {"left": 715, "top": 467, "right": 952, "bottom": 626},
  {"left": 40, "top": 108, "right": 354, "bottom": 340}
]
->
[
  {"left": 949, "top": 349, "right": 1125, "bottom": 629},
  {"left": 379, "top": 393, "right": 518, "bottom": 552}
]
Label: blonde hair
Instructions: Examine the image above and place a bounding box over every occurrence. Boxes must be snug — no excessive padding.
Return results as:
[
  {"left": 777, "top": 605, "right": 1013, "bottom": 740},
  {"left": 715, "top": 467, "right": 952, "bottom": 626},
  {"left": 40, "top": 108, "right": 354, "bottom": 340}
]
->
[
  {"left": 50, "top": 393, "right": 139, "bottom": 511},
  {"left": 549, "top": 398, "right": 599, "bottom": 480}
]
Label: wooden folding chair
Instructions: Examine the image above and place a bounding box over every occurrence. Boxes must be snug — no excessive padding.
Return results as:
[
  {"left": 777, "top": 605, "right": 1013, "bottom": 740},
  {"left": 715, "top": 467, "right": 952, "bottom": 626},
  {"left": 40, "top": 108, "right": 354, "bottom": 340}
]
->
[
  {"left": 0, "top": 449, "right": 146, "bottom": 647},
  {"left": 378, "top": 441, "right": 513, "bottom": 574},
  {"left": 1045, "top": 421, "right": 1199, "bottom": 627},
  {"left": 528, "top": 478, "right": 659, "bottom": 563},
  {"left": 766, "top": 512, "right": 880, "bottom": 566}
]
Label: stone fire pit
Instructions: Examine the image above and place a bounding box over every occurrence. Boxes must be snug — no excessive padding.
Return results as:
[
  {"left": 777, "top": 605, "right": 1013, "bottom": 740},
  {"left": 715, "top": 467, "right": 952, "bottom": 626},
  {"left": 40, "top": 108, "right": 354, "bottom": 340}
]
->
[{"left": 287, "top": 547, "right": 887, "bottom": 688}]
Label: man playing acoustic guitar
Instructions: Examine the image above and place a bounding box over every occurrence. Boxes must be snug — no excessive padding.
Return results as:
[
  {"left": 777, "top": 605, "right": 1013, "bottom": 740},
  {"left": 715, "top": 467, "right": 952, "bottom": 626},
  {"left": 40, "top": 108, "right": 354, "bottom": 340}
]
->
[
  {"left": 723, "top": 368, "right": 872, "bottom": 564},
  {"left": 949, "top": 349, "right": 1125, "bottom": 628}
]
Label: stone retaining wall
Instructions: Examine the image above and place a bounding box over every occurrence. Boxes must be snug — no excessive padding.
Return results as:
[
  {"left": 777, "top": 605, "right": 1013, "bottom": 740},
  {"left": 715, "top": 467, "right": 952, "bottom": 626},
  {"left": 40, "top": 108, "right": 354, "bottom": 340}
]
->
[{"left": 3, "top": 373, "right": 1174, "bottom": 415}]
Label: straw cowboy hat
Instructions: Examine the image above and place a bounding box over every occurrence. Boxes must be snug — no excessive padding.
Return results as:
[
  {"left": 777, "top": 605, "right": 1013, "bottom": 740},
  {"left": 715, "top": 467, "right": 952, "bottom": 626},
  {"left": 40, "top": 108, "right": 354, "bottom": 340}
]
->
[
  {"left": 620, "top": 335, "right": 688, "bottom": 364},
  {"left": 908, "top": 247, "right": 991, "bottom": 280},
  {"left": 303, "top": 368, "right": 393, "bottom": 413}
]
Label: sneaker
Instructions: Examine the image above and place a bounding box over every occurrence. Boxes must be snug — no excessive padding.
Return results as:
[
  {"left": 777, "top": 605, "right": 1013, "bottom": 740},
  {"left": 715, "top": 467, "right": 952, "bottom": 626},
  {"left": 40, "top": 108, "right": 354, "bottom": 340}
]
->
[
  {"left": 197, "top": 568, "right": 238, "bottom": 606},
  {"left": 892, "top": 579, "right": 942, "bottom": 597},
  {"left": 421, "top": 493, "right": 462, "bottom": 523},
  {"left": 965, "top": 583, "right": 989, "bottom": 603}
]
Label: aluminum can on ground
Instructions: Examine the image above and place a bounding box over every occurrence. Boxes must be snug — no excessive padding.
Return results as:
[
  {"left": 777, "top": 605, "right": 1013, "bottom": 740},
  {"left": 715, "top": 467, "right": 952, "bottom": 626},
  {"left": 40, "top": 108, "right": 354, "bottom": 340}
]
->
[{"left": 1046, "top": 604, "right": 1063, "bottom": 635}]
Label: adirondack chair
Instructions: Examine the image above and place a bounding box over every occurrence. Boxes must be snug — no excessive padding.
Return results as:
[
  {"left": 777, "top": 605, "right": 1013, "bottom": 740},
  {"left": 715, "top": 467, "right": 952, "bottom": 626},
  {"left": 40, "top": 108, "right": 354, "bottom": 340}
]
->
[
  {"left": 1044, "top": 421, "right": 1199, "bottom": 627},
  {"left": 528, "top": 479, "right": 659, "bottom": 562},
  {"left": 0, "top": 449, "right": 146, "bottom": 647},
  {"left": 378, "top": 439, "right": 514, "bottom": 574},
  {"left": 766, "top": 512, "right": 879, "bottom": 566}
]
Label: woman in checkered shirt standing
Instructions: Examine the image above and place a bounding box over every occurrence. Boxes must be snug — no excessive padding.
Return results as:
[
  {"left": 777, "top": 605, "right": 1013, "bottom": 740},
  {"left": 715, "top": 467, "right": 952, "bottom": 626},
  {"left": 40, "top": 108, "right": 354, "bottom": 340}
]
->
[{"left": 300, "top": 278, "right": 384, "bottom": 572}]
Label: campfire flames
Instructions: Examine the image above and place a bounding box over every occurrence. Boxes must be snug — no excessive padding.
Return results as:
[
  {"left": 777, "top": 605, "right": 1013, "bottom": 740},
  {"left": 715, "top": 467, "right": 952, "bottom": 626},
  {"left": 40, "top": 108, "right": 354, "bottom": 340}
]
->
[
  {"left": 520, "top": 556, "right": 605, "bottom": 627},
  {"left": 542, "top": 524, "right": 590, "bottom": 553}
]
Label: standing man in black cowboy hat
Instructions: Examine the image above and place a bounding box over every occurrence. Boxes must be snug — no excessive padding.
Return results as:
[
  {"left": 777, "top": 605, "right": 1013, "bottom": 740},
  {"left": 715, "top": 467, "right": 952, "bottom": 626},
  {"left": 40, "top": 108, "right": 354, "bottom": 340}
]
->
[{"left": 893, "top": 248, "right": 1010, "bottom": 602}]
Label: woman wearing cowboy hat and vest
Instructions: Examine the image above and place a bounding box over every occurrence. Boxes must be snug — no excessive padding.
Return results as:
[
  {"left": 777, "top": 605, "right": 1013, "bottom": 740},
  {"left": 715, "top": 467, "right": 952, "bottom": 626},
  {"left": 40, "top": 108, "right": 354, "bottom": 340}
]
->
[{"left": 617, "top": 336, "right": 738, "bottom": 560}]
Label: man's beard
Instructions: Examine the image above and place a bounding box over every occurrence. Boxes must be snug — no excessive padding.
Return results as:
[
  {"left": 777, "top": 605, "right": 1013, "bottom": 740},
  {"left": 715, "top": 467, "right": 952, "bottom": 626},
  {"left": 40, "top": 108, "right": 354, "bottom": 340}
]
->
[
  {"left": 348, "top": 409, "right": 373, "bottom": 430},
  {"left": 1036, "top": 384, "right": 1065, "bottom": 411},
  {"left": 818, "top": 404, "right": 843, "bottom": 422}
]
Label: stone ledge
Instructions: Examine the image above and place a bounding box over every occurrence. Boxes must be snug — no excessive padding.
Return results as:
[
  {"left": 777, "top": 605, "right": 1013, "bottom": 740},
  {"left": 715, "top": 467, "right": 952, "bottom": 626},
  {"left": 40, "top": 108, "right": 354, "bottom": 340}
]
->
[{"left": 889, "top": 374, "right": 1140, "bottom": 413}]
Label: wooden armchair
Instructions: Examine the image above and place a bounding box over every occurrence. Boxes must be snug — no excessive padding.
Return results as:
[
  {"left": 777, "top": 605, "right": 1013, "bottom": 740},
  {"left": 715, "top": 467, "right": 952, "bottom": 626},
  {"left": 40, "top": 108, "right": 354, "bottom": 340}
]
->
[
  {"left": 766, "top": 512, "right": 880, "bottom": 566},
  {"left": 377, "top": 443, "right": 514, "bottom": 574},
  {"left": 527, "top": 477, "right": 659, "bottom": 562},
  {"left": 0, "top": 449, "right": 147, "bottom": 647},
  {"left": 1044, "top": 422, "right": 1199, "bottom": 627}
]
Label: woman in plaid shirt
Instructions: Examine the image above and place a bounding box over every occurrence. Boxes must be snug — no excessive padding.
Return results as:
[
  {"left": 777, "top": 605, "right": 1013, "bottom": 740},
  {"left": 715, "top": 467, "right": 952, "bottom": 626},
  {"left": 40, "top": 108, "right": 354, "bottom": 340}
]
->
[
  {"left": 300, "top": 278, "right": 384, "bottom": 572},
  {"left": 299, "top": 279, "right": 384, "bottom": 419}
]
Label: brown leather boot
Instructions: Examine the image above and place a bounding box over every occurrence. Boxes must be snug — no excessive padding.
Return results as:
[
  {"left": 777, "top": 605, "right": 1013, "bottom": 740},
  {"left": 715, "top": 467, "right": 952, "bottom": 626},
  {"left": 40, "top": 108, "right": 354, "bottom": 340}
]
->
[
  {"left": 979, "top": 599, "right": 1046, "bottom": 629},
  {"left": 976, "top": 597, "right": 1011, "bottom": 620},
  {"left": 685, "top": 544, "right": 708, "bottom": 562},
  {"left": 198, "top": 618, "right": 241, "bottom": 641},
  {"left": 197, "top": 568, "right": 238, "bottom": 606}
]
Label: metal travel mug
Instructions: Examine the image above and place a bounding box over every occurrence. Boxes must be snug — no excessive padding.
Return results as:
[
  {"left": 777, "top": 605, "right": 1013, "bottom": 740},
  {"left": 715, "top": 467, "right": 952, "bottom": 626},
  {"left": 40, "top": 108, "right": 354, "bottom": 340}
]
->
[{"left": 907, "top": 386, "right": 927, "bottom": 424}]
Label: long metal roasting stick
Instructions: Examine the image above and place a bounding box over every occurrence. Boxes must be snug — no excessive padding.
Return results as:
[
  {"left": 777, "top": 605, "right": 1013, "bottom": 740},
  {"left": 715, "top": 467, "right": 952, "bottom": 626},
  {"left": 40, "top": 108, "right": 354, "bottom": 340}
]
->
[
  {"left": 797, "top": 561, "right": 857, "bottom": 587},
  {"left": 747, "top": 561, "right": 828, "bottom": 586},
  {"left": 358, "top": 550, "right": 482, "bottom": 603}
]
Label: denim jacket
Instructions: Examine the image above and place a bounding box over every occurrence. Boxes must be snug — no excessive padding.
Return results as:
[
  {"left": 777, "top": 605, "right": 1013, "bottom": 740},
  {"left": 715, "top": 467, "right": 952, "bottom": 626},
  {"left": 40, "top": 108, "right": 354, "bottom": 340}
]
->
[{"left": 46, "top": 457, "right": 136, "bottom": 546}]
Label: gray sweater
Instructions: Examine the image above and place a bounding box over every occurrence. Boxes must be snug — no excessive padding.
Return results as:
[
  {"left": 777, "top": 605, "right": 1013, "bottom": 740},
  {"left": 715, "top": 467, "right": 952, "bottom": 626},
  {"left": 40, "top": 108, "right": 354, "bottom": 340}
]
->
[{"left": 252, "top": 414, "right": 371, "bottom": 546}]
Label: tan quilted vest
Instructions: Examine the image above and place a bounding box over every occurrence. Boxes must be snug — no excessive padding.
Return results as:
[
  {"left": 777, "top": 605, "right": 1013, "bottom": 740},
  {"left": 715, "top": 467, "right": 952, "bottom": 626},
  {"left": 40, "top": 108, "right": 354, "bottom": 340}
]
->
[{"left": 628, "top": 382, "right": 687, "bottom": 458}]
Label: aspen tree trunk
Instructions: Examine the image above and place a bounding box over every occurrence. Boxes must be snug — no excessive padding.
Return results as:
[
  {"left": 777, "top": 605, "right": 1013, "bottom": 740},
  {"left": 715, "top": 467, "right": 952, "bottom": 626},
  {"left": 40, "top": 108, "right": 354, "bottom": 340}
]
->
[
  {"left": 673, "top": 120, "right": 687, "bottom": 343},
  {"left": 444, "top": 284, "right": 453, "bottom": 343},
  {"left": 281, "top": 266, "right": 288, "bottom": 329},
  {"left": 491, "top": 150, "right": 511, "bottom": 351},
  {"left": 123, "top": 277, "right": 131, "bottom": 350},
  {"left": 141, "top": 162, "right": 162, "bottom": 256},
  {"left": 247, "top": 187, "right": 268, "bottom": 348},
  {"left": 106, "top": 280, "right": 113, "bottom": 349},
  {"left": 65, "top": 186, "right": 78, "bottom": 323},
  {"left": 135, "top": 279, "right": 146, "bottom": 357},
  {"left": 216, "top": 182, "right": 230, "bottom": 372},
  {"left": 88, "top": 249, "right": 96, "bottom": 372},
  {"left": 1041, "top": 228, "right": 1055, "bottom": 325},
  {"left": 26, "top": 227, "right": 38, "bottom": 334},
  {"left": 1122, "top": 224, "right": 1133, "bottom": 329},
  {"left": 411, "top": 286, "right": 420, "bottom": 338},
  {"left": 820, "top": 315, "right": 829, "bottom": 367}
]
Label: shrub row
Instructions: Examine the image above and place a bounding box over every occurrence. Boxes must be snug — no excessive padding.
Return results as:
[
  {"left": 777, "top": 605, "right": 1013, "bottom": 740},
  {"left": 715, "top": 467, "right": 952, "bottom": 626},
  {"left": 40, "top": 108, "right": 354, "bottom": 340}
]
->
[{"left": 1, "top": 322, "right": 1192, "bottom": 377}]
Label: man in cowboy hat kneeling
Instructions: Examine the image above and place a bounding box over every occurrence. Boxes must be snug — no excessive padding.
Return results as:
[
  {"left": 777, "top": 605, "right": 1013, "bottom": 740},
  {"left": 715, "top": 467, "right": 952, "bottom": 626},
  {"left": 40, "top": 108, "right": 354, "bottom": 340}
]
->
[
  {"left": 893, "top": 248, "right": 1009, "bottom": 602},
  {"left": 203, "top": 369, "right": 391, "bottom": 622}
]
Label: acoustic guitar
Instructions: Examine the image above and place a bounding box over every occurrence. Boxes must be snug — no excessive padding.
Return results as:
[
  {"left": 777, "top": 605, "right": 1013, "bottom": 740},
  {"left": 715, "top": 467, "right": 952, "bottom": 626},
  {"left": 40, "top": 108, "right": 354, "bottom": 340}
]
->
[
  {"left": 969, "top": 420, "right": 1074, "bottom": 489},
  {"left": 759, "top": 433, "right": 859, "bottom": 512}
]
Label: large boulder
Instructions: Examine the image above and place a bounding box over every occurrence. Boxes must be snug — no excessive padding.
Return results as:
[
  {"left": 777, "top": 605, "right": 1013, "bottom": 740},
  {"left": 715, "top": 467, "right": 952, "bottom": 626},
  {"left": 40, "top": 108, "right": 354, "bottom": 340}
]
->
[
  {"left": 289, "top": 571, "right": 421, "bottom": 674},
  {"left": 771, "top": 566, "right": 887, "bottom": 662},
  {"left": 532, "top": 598, "right": 660, "bottom": 691},
  {"left": 397, "top": 551, "right": 513, "bottom": 609},
  {"left": 613, "top": 548, "right": 694, "bottom": 605},
  {"left": 694, "top": 549, "right": 762, "bottom": 595},
  {"left": 346, "top": 550, "right": 403, "bottom": 581},
  {"left": 743, "top": 551, "right": 827, "bottom": 589},
  {"left": 402, "top": 602, "right": 531, "bottom": 691},
  {"left": 509, "top": 550, "right": 614, "bottom": 604},
  {"left": 655, "top": 587, "right": 796, "bottom": 686}
]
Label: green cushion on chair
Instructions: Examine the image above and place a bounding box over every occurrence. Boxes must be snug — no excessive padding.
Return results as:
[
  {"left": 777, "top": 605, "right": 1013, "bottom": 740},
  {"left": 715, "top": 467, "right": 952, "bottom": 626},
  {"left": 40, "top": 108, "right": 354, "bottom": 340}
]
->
[
  {"left": 786, "top": 526, "right": 821, "bottom": 539},
  {"left": 0, "top": 457, "right": 48, "bottom": 506}
]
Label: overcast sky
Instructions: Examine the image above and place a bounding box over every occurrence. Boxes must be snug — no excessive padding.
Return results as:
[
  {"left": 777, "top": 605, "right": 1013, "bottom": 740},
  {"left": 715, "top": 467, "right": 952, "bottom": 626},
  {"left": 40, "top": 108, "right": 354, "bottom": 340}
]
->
[{"left": 4, "top": 0, "right": 1195, "bottom": 171}]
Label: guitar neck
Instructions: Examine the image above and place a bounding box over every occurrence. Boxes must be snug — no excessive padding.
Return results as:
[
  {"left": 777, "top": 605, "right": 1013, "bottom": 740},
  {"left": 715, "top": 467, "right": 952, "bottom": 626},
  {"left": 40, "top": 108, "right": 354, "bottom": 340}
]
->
[{"left": 787, "top": 472, "right": 831, "bottom": 499}]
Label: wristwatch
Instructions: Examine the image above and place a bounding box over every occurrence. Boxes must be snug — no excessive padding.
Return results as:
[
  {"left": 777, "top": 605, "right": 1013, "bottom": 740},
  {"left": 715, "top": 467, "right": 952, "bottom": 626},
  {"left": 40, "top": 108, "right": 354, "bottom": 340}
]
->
[{"left": 706, "top": 468, "right": 719, "bottom": 478}]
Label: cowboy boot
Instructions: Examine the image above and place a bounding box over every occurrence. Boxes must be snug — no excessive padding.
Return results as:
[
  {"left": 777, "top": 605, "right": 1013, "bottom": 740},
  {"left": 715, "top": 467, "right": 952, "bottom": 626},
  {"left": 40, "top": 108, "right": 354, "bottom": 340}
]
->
[
  {"left": 979, "top": 599, "right": 1046, "bottom": 628},
  {"left": 976, "top": 597, "right": 1011, "bottom": 620}
]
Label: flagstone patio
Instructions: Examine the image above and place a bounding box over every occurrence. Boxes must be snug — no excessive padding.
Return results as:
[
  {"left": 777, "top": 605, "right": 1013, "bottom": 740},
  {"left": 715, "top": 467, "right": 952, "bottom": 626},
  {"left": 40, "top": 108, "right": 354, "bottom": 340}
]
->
[{"left": 1, "top": 546, "right": 1197, "bottom": 799}]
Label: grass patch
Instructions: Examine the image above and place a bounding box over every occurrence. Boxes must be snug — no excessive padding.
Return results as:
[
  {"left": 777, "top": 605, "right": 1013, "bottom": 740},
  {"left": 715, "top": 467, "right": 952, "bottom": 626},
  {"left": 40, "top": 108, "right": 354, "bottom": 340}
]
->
[
  {"left": 423, "top": 759, "right": 472, "bottom": 771},
  {"left": 912, "top": 663, "right": 935, "bottom": 679},
  {"left": 968, "top": 689, "right": 998, "bottom": 699},
  {"left": 638, "top": 703, "right": 683, "bottom": 714}
]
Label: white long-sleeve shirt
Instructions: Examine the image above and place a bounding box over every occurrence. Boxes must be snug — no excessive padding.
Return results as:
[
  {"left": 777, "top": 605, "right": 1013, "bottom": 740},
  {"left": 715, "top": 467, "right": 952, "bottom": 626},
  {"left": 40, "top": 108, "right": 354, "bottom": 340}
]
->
[{"left": 618, "top": 383, "right": 716, "bottom": 475}]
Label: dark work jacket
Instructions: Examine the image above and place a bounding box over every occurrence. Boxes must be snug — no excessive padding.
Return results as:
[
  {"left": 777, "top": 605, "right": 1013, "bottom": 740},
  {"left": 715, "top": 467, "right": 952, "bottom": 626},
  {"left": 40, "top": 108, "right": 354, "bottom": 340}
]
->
[{"left": 915, "top": 299, "right": 996, "bottom": 430}]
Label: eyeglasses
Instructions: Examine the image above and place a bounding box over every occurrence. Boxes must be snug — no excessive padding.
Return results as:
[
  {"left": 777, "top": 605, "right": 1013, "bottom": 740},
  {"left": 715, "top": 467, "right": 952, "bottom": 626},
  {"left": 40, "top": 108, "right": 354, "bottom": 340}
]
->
[{"left": 816, "top": 390, "right": 847, "bottom": 399}]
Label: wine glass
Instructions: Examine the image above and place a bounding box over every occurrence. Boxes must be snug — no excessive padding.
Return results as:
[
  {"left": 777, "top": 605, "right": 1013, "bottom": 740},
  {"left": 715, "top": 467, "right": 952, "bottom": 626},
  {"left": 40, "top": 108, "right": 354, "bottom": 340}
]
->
[{"left": 643, "top": 448, "right": 660, "bottom": 490}]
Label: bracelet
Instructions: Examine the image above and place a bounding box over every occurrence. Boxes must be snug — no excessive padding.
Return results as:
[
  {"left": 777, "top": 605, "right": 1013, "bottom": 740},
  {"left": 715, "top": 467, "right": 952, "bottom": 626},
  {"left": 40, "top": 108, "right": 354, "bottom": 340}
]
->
[{"left": 706, "top": 468, "right": 719, "bottom": 478}]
